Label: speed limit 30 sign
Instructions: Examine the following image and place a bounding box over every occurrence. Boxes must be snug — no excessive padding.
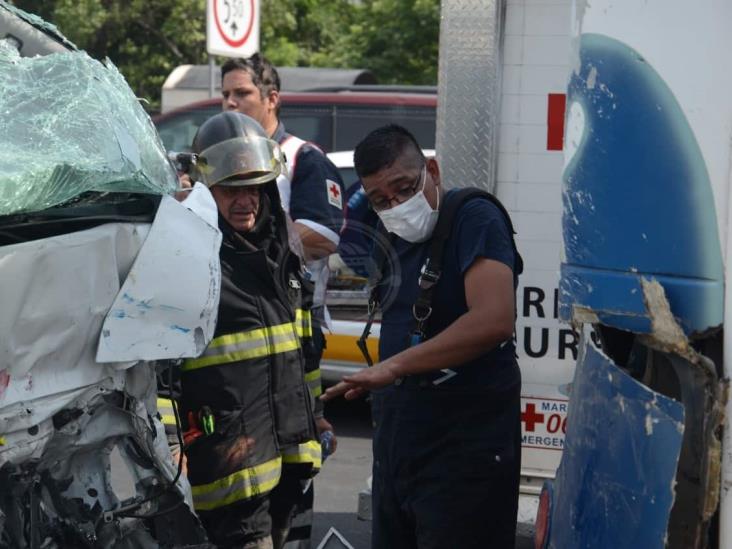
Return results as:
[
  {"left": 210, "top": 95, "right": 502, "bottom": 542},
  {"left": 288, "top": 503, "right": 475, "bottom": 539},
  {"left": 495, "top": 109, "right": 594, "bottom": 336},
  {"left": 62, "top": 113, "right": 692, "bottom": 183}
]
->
[{"left": 207, "top": 0, "right": 260, "bottom": 57}]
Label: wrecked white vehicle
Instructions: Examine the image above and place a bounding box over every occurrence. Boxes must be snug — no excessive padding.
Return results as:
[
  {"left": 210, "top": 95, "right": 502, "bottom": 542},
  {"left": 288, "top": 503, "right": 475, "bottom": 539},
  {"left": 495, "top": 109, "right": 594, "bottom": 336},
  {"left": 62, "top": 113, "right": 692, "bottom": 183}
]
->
[{"left": 0, "top": 3, "right": 221, "bottom": 547}]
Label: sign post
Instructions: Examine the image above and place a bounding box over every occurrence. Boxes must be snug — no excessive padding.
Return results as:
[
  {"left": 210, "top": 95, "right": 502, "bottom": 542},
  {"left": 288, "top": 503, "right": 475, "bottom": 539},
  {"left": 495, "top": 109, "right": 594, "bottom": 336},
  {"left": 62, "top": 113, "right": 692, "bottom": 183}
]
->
[{"left": 206, "top": 0, "right": 260, "bottom": 95}]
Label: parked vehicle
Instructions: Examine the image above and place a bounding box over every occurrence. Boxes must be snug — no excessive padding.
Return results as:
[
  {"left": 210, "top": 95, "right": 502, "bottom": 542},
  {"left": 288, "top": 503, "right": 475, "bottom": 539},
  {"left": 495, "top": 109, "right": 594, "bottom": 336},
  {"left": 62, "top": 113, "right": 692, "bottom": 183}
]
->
[
  {"left": 153, "top": 90, "right": 437, "bottom": 154},
  {"left": 160, "top": 64, "right": 378, "bottom": 112}
]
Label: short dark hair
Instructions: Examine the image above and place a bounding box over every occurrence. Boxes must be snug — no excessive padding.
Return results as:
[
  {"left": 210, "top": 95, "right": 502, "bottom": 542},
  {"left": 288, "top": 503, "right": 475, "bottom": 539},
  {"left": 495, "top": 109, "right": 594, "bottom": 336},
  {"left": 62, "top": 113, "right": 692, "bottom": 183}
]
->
[
  {"left": 221, "top": 54, "right": 281, "bottom": 114},
  {"left": 354, "top": 125, "right": 424, "bottom": 178}
]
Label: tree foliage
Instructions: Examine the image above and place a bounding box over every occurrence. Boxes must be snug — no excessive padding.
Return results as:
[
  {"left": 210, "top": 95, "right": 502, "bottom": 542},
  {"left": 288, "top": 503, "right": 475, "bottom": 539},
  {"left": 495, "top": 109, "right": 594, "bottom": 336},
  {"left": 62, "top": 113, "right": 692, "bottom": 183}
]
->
[
  {"left": 12, "top": 0, "right": 208, "bottom": 109},
  {"left": 344, "top": 0, "right": 440, "bottom": 85},
  {"left": 11, "top": 0, "right": 439, "bottom": 109},
  {"left": 263, "top": 0, "right": 440, "bottom": 85}
]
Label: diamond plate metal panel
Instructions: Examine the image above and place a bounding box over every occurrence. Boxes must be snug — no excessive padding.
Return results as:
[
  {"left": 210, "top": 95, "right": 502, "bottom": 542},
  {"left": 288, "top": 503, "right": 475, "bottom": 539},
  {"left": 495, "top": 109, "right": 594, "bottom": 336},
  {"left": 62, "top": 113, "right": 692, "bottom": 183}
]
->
[{"left": 436, "top": 0, "right": 504, "bottom": 192}]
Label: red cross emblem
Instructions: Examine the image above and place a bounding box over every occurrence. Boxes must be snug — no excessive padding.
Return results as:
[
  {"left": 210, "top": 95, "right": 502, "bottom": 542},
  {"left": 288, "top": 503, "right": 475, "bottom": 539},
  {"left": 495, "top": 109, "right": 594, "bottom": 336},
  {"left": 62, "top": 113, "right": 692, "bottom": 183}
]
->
[
  {"left": 521, "top": 403, "right": 545, "bottom": 432},
  {"left": 329, "top": 182, "right": 340, "bottom": 200},
  {"left": 326, "top": 179, "right": 342, "bottom": 209}
]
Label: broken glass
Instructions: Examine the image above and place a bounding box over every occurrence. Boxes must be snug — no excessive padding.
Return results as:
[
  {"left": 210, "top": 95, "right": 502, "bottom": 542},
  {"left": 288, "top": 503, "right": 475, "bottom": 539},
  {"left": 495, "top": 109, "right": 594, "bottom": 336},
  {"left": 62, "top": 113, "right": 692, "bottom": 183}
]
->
[{"left": 0, "top": 39, "right": 177, "bottom": 216}]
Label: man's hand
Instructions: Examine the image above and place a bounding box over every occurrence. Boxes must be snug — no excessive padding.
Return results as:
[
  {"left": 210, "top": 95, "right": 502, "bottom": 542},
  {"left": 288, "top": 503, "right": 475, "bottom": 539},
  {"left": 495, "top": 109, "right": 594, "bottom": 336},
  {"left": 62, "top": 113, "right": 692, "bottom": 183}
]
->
[
  {"left": 174, "top": 173, "right": 193, "bottom": 202},
  {"left": 315, "top": 417, "right": 337, "bottom": 455},
  {"left": 321, "top": 362, "right": 399, "bottom": 402}
]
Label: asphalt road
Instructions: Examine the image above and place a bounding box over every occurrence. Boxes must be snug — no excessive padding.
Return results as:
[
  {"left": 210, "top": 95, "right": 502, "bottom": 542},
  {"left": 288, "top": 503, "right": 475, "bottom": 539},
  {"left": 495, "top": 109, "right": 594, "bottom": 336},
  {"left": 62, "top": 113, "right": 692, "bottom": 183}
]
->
[
  {"left": 312, "top": 397, "right": 373, "bottom": 548},
  {"left": 311, "top": 397, "right": 534, "bottom": 549}
]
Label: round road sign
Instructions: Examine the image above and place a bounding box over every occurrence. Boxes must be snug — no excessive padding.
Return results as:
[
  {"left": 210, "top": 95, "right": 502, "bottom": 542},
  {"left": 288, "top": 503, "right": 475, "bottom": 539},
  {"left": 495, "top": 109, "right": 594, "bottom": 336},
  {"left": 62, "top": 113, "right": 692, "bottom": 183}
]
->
[{"left": 213, "top": 0, "right": 256, "bottom": 48}]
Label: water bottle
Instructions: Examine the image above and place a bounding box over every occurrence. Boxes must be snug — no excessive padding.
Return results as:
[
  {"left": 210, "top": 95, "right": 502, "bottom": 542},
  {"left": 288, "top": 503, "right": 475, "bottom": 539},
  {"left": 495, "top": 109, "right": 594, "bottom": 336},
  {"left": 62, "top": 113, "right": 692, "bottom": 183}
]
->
[{"left": 320, "top": 430, "right": 335, "bottom": 461}]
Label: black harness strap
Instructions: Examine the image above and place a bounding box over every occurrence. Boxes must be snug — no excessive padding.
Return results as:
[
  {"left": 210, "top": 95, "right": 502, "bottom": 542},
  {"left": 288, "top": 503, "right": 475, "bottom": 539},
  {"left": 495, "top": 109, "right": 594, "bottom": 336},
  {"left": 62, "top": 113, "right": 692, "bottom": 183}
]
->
[
  {"left": 357, "top": 224, "right": 393, "bottom": 366},
  {"left": 413, "top": 188, "right": 523, "bottom": 338}
]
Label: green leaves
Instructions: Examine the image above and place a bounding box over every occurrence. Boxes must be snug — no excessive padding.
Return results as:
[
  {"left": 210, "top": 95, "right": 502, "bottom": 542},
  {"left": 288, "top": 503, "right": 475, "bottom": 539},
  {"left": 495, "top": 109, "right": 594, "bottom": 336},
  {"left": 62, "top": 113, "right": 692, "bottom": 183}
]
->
[
  {"left": 260, "top": 0, "right": 440, "bottom": 85},
  {"left": 11, "top": 0, "right": 438, "bottom": 110}
]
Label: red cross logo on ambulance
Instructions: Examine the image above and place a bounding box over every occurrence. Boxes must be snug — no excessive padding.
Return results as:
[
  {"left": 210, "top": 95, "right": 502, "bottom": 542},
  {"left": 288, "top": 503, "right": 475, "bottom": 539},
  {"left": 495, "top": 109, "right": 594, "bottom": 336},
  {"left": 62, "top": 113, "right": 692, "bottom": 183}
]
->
[
  {"left": 327, "top": 179, "right": 342, "bottom": 209},
  {"left": 521, "top": 397, "right": 568, "bottom": 451}
]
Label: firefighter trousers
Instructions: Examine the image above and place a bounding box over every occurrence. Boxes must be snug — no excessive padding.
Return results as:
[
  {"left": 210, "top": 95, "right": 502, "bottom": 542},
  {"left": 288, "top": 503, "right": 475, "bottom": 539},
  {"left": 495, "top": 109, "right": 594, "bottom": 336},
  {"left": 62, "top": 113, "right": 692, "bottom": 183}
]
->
[{"left": 371, "top": 380, "right": 522, "bottom": 549}]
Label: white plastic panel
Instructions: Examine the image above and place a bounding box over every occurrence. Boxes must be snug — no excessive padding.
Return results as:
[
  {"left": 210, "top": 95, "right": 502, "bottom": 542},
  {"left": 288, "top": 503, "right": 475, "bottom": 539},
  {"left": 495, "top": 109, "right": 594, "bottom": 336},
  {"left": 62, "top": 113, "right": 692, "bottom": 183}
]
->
[{"left": 97, "top": 190, "right": 222, "bottom": 362}]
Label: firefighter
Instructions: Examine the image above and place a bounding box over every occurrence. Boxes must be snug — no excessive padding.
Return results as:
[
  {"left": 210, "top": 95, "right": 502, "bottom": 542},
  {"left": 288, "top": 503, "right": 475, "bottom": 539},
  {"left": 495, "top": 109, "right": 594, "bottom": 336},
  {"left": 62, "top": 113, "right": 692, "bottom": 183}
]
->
[
  {"left": 221, "top": 54, "right": 343, "bottom": 546},
  {"left": 180, "top": 111, "right": 321, "bottom": 549},
  {"left": 220, "top": 55, "right": 343, "bottom": 434}
]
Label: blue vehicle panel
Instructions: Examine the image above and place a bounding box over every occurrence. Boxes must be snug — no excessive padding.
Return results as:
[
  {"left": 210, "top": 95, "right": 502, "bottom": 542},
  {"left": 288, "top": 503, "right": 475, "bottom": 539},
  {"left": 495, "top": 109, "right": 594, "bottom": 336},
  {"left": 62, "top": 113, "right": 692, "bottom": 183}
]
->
[
  {"left": 547, "top": 341, "right": 684, "bottom": 549},
  {"left": 560, "top": 34, "right": 723, "bottom": 335}
]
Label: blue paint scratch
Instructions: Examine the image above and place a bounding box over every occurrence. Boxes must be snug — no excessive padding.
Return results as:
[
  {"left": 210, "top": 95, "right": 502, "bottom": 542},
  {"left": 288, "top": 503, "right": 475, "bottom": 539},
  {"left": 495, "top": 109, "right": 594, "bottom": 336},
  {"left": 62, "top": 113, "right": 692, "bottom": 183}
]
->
[
  {"left": 121, "top": 293, "right": 135, "bottom": 304},
  {"left": 170, "top": 324, "right": 191, "bottom": 333},
  {"left": 159, "top": 304, "right": 186, "bottom": 312},
  {"left": 112, "top": 309, "right": 127, "bottom": 319}
]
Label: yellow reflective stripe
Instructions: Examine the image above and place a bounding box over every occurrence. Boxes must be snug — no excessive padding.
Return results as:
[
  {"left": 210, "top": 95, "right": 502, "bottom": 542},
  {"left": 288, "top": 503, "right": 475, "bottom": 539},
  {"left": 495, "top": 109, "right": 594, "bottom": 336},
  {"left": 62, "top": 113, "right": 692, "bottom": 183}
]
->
[
  {"left": 281, "top": 440, "right": 322, "bottom": 469},
  {"left": 183, "top": 322, "right": 301, "bottom": 372},
  {"left": 208, "top": 327, "right": 269, "bottom": 348},
  {"left": 296, "top": 309, "right": 312, "bottom": 338},
  {"left": 208, "top": 322, "right": 298, "bottom": 350},
  {"left": 156, "top": 397, "right": 176, "bottom": 426},
  {"left": 304, "top": 370, "right": 320, "bottom": 383},
  {"left": 184, "top": 339, "right": 300, "bottom": 371},
  {"left": 191, "top": 457, "right": 282, "bottom": 511},
  {"left": 305, "top": 369, "right": 322, "bottom": 398},
  {"left": 0, "top": 437, "right": 5, "bottom": 446}
]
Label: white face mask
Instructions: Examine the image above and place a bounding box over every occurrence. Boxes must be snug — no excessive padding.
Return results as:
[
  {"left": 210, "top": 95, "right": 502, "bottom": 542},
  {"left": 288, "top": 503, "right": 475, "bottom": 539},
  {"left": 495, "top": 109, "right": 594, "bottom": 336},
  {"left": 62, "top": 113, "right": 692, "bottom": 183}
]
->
[{"left": 376, "top": 168, "right": 440, "bottom": 243}]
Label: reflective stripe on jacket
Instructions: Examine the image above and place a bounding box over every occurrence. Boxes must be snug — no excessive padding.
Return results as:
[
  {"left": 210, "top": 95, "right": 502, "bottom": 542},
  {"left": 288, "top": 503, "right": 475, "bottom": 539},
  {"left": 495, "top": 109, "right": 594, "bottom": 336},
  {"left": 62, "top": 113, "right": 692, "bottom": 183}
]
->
[
  {"left": 281, "top": 440, "right": 322, "bottom": 469},
  {"left": 304, "top": 369, "right": 322, "bottom": 398},
  {"left": 191, "top": 456, "right": 283, "bottom": 511},
  {"left": 183, "top": 322, "right": 299, "bottom": 371}
]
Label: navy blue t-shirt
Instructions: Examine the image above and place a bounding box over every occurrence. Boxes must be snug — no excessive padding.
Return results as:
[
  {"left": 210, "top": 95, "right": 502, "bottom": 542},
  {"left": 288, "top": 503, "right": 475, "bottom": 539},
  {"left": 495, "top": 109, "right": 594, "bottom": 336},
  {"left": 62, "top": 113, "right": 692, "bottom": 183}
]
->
[{"left": 378, "top": 190, "right": 520, "bottom": 390}]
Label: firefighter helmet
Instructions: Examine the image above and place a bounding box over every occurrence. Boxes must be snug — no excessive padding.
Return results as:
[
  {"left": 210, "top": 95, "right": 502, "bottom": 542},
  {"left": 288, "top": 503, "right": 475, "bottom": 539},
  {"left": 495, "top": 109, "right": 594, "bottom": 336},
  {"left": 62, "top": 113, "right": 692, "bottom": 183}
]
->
[{"left": 192, "top": 112, "right": 283, "bottom": 187}]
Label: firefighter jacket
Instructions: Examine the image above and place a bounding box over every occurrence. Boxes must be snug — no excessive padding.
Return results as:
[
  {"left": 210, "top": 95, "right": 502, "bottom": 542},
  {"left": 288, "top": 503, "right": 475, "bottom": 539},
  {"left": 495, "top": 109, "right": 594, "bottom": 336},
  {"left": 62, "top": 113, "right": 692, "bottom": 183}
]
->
[{"left": 179, "top": 182, "right": 321, "bottom": 513}]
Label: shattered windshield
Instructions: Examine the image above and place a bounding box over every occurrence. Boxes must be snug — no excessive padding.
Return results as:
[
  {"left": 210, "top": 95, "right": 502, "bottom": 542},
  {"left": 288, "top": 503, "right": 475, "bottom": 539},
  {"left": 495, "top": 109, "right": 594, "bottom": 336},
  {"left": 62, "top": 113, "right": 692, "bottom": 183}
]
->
[{"left": 0, "top": 38, "right": 177, "bottom": 216}]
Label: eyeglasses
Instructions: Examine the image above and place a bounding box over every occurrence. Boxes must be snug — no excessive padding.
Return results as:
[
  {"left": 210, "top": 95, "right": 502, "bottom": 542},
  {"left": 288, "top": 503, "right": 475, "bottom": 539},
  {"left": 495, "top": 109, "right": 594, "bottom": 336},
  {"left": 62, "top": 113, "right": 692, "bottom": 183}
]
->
[{"left": 370, "top": 165, "right": 425, "bottom": 212}]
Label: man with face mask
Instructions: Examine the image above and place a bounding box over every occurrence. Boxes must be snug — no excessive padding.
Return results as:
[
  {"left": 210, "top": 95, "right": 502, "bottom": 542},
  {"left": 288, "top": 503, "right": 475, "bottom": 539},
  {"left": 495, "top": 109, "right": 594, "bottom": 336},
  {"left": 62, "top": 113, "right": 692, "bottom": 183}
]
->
[
  {"left": 323, "top": 125, "right": 523, "bottom": 548},
  {"left": 180, "top": 112, "right": 321, "bottom": 549}
]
